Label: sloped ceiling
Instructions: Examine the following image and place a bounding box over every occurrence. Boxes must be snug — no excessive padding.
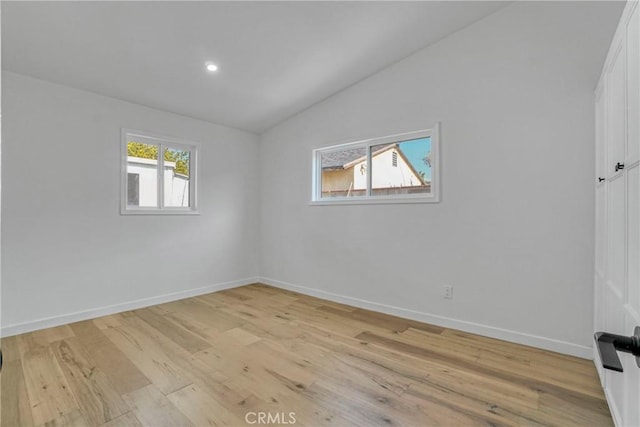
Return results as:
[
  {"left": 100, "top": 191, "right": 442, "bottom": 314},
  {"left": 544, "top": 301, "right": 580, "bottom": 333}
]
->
[{"left": 2, "top": 1, "right": 509, "bottom": 133}]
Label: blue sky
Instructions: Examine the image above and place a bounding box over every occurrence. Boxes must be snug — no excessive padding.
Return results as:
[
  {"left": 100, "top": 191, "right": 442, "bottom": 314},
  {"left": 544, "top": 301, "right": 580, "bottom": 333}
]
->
[{"left": 398, "top": 137, "right": 431, "bottom": 180}]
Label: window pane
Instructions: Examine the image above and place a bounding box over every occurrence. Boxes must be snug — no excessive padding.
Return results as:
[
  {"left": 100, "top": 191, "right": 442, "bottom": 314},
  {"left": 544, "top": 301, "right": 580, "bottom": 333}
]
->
[
  {"left": 320, "top": 146, "right": 367, "bottom": 198},
  {"left": 370, "top": 137, "right": 431, "bottom": 196},
  {"left": 127, "top": 141, "right": 158, "bottom": 207},
  {"left": 127, "top": 173, "right": 140, "bottom": 206},
  {"left": 163, "top": 147, "right": 191, "bottom": 207}
]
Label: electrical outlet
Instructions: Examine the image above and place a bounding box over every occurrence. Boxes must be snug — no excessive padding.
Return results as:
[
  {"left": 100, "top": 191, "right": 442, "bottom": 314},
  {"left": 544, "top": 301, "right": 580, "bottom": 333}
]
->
[{"left": 443, "top": 285, "right": 453, "bottom": 299}]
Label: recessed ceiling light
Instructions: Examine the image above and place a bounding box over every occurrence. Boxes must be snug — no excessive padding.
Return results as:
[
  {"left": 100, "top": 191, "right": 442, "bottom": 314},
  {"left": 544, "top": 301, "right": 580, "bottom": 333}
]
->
[{"left": 206, "top": 63, "right": 218, "bottom": 72}]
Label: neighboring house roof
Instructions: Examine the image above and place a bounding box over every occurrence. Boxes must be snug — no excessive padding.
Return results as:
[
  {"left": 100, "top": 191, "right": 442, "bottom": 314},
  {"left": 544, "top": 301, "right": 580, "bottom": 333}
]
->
[
  {"left": 321, "top": 147, "right": 368, "bottom": 170},
  {"left": 321, "top": 144, "right": 398, "bottom": 170},
  {"left": 321, "top": 143, "right": 428, "bottom": 185}
]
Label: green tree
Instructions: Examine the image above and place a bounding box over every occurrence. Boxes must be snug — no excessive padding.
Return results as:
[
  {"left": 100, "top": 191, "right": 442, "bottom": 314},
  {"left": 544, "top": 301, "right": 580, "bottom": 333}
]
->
[
  {"left": 128, "top": 142, "right": 189, "bottom": 176},
  {"left": 165, "top": 148, "right": 190, "bottom": 176}
]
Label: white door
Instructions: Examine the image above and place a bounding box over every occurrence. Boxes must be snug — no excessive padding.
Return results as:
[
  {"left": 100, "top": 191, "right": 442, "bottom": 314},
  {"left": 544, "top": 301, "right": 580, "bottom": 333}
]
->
[{"left": 596, "top": 3, "right": 640, "bottom": 426}]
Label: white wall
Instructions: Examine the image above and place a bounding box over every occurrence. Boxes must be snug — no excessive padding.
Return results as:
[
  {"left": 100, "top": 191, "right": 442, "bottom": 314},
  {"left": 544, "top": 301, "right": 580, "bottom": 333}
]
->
[
  {"left": 259, "top": 1, "right": 623, "bottom": 356},
  {"left": 1, "top": 72, "right": 260, "bottom": 332}
]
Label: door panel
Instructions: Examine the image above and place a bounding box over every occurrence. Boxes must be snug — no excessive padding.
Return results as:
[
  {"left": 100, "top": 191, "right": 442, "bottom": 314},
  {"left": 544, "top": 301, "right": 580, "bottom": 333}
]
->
[
  {"left": 629, "top": 166, "right": 640, "bottom": 315},
  {"left": 597, "top": 86, "right": 607, "bottom": 181},
  {"left": 596, "top": 5, "right": 640, "bottom": 427},
  {"left": 628, "top": 6, "right": 639, "bottom": 163},
  {"left": 595, "top": 275, "right": 606, "bottom": 382},
  {"left": 624, "top": 9, "right": 640, "bottom": 421},
  {"left": 595, "top": 87, "right": 607, "bottom": 384},
  {"left": 608, "top": 175, "right": 625, "bottom": 297},
  {"left": 607, "top": 41, "right": 626, "bottom": 177},
  {"left": 597, "top": 184, "right": 607, "bottom": 275}
]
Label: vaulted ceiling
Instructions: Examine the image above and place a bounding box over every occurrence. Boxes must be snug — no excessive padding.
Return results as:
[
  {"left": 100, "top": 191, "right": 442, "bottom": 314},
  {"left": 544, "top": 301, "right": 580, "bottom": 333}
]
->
[{"left": 2, "top": 1, "right": 509, "bottom": 133}]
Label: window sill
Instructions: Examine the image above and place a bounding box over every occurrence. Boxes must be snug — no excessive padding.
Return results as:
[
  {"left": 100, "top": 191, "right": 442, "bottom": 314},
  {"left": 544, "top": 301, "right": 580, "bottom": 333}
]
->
[
  {"left": 309, "top": 196, "right": 439, "bottom": 206},
  {"left": 120, "top": 209, "right": 200, "bottom": 216}
]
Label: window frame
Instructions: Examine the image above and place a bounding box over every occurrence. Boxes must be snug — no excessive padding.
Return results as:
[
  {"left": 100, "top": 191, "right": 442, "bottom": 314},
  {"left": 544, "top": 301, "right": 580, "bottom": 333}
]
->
[
  {"left": 120, "top": 128, "right": 199, "bottom": 215},
  {"left": 310, "top": 124, "right": 440, "bottom": 205}
]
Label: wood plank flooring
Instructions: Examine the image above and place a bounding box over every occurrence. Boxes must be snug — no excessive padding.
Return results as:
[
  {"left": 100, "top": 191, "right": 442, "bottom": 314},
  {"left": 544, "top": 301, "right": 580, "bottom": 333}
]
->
[{"left": 0, "top": 284, "right": 612, "bottom": 426}]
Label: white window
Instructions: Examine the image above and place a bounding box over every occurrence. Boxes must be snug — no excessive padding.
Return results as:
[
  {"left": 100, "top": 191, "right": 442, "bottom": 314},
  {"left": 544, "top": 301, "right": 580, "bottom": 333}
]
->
[
  {"left": 311, "top": 125, "right": 440, "bottom": 204},
  {"left": 121, "top": 129, "right": 198, "bottom": 215}
]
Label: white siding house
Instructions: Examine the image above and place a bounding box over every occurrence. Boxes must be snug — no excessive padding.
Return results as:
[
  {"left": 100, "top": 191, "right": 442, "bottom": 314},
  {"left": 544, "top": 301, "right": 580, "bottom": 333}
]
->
[
  {"left": 321, "top": 143, "right": 427, "bottom": 197},
  {"left": 354, "top": 146, "right": 424, "bottom": 190},
  {"left": 127, "top": 157, "right": 189, "bottom": 207}
]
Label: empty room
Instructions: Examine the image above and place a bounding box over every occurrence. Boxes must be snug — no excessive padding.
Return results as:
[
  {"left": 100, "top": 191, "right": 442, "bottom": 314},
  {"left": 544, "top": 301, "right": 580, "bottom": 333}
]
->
[{"left": 1, "top": 0, "right": 639, "bottom": 426}]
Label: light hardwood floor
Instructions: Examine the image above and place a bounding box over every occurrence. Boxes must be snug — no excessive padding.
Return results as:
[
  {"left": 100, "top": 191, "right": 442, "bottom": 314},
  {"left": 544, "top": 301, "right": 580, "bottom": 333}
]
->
[{"left": 1, "top": 284, "right": 612, "bottom": 426}]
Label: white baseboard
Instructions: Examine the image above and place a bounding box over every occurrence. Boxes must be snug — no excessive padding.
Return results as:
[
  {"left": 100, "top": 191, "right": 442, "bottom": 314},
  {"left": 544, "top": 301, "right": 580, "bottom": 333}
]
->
[
  {"left": 259, "top": 276, "right": 593, "bottom": 359},
  {"left": 3, "top": 276, "right": 594, "bottom": 360},
  {"left": 2, "top": 277, "right": 259, "bottom": 337}
]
